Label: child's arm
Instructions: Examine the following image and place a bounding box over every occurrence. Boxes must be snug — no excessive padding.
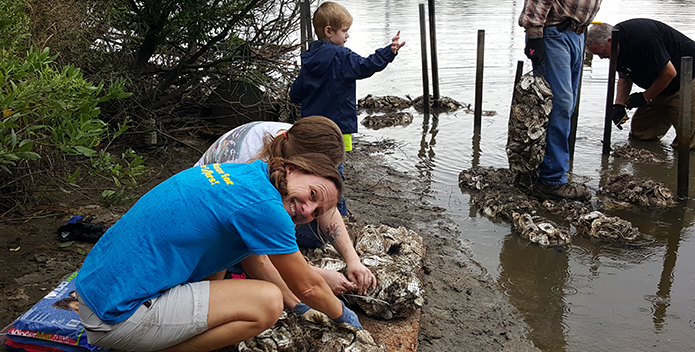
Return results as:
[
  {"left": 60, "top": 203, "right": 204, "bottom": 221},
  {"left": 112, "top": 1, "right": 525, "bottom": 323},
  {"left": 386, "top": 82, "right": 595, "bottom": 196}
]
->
[
  {"left": 289, "top": 70, "right": 305, "bottom": 103},
  {"left": 391, "top": 30, "right": 406, "bottom": 54},
  {"left": 341, "top": 31, "right": 405, "bottom": 80}
]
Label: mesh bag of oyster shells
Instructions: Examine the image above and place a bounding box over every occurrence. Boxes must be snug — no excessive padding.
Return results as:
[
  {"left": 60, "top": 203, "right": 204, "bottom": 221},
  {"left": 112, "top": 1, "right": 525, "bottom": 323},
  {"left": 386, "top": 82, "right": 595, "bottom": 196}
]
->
[
  {"left": 575, "top": 211, "right": 639, "bottom": 241},
  {"left": 598, "top": 173, "right": 678, "bottom": 207},
  {"left": 511, "top": 212, "right": 573, "bottom": 247},
  {"left": 358, "top": 94, "right": 413, "bottom": 112},
  {"left": 361, "top": 112, "right": 414, "bottom": 130},
  {"left": 506, "top": 73, "right": 553, "bottom": 175},
  {"left": 303, "top": 224, "right": 424, "bottom": 320}
]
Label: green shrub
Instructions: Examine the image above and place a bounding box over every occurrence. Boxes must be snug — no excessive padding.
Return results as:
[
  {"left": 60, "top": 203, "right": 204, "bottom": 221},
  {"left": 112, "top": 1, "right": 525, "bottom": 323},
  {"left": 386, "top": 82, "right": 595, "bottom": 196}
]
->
[{"left": 0, "top": 46, "right": 131, "bottom": 173}]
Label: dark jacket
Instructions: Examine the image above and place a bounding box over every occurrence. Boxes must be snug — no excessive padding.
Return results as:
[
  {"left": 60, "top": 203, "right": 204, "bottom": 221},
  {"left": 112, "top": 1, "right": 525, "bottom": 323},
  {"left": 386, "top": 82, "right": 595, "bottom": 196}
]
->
[{"left": 290, "top": 40, "right": 396, "bottom": 134}]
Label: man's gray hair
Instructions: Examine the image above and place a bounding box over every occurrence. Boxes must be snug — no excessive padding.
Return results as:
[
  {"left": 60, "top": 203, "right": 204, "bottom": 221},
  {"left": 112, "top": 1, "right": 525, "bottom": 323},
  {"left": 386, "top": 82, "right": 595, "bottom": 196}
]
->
[{"left": 586, "top": 23, "right": 614, "bottom": 47}]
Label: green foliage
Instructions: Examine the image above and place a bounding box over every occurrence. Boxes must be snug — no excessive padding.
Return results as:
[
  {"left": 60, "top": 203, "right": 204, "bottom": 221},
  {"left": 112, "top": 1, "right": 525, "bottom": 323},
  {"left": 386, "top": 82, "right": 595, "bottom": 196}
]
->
[
  {"left": 91, "top": 148, "right": 150, "bottom": 207},
  {"left": 0, "top": 0, "right": 31, "bottom": 57},
  {"left": 0, "top": 45, "right": 132, "bottom": 173}
]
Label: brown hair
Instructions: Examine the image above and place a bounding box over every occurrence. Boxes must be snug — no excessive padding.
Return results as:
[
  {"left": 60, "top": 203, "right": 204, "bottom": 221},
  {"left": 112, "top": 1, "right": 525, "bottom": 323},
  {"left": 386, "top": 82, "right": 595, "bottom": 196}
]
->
[
  {"left": 257, "top": 115, "right": 344, "bottom": 166},
  {"left": 267, "top": 154, "right": 343, "bottom": 200},
  {"left": 312, "top": 2, "right": 353, "bottom": 40}
]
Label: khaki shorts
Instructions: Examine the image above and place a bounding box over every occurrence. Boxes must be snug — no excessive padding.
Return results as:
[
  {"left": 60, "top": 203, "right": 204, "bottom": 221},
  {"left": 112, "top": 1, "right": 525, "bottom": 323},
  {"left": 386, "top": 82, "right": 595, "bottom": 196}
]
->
[{"left": 77, "top": 281, "right": 209, "bottom": 351}]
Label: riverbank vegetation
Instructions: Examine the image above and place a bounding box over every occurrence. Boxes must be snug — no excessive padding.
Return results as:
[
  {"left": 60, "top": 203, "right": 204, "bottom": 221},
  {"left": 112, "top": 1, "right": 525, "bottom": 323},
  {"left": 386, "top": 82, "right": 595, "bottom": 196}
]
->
[{"left": 1, "top": 0, "right": 305, "bottom": 212}]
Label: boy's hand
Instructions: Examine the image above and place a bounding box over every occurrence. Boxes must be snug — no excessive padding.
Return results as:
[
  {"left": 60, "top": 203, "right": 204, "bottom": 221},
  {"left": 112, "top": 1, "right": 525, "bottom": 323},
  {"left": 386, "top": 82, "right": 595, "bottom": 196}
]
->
[{"left": 391, "top": 31, "right": 405, "bottom": 54}]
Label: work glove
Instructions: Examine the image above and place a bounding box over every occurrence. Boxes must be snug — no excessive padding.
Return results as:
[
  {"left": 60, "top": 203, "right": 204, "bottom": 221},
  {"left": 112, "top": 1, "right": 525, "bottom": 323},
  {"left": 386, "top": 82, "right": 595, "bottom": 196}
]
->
[
  {"left": 333, "top": 301, "right": 363, "bottom": 329},
  {"left": 626, "top": 92, "right": 649, "bottom": 110},
  {"left": 293, "top": 303, "right": 330, "bottom": 325},
  {"left": 524, "top": 38, "right": 545, "bottom": 67},
  {"left": 611, "top": 104, "right": 629, "bottom": 130}
]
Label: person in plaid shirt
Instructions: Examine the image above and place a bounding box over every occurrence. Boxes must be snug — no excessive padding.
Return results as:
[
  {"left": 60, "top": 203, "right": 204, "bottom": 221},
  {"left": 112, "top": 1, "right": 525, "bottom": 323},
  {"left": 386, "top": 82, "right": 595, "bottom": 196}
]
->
[{"left": 519, "top": 0, "right": 602, "bottom": 201}]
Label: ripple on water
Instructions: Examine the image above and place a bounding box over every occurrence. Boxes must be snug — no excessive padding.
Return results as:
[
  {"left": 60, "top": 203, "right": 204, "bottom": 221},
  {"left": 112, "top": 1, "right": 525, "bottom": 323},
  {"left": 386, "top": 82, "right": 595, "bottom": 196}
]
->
[{"left": 684, "top": 298, "right": 695, "bottom": 313}]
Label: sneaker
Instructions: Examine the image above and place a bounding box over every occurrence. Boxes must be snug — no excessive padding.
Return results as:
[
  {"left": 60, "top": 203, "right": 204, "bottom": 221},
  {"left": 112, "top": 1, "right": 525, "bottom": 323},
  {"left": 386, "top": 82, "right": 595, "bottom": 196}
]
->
[{"left": 533, "top": 180, "right": 591, "bottom": 201}]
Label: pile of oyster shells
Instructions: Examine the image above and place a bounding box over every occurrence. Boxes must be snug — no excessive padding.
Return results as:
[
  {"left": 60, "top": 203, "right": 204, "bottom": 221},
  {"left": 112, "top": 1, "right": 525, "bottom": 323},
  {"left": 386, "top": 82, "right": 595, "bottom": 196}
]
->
[
  {"left": 459, "top": 166, "right": 643, "bottom": 247},
  {"left": 598, "top": 173, "right": 678, "bottom": 207},
  {"left": 611, "top": 144, "right": 665, "bottom": 164},
  {"left": 237, "top": 310, "right": 387, "bottom": 352},
  {"left": 303, "top": 224, "right": 424, "bottom": 320},
  {"left": 458, "top": 166, "right": 515, "bottom": 191},
  {"left": 411, "top": 95, "right": 465, "bottom": 113},
  {"left": 357, "top": 94, "right": 413, "bottom": 112},
  {"left": 506, "top": 73, "right": 553, "bottom": 175},
  {"left": 361, "top": 112, "right": 413, "bottom": 130}
]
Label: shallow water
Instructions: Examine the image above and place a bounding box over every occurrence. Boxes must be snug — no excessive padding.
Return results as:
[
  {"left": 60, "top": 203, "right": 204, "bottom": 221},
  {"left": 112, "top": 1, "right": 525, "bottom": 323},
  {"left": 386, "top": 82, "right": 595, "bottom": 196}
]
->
[{"left": 334, "top": 0, "right": 695, "bottom": 351}]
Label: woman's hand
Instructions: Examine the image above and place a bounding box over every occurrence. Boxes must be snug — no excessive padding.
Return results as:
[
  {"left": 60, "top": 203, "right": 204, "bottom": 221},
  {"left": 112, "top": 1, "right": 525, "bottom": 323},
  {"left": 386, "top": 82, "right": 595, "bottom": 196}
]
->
[
  {"left": 346, "top": 262, "right": 377, "bottom": 295},
  {"left": 313, "top": 266, "right": 356, "bottom": 295}
]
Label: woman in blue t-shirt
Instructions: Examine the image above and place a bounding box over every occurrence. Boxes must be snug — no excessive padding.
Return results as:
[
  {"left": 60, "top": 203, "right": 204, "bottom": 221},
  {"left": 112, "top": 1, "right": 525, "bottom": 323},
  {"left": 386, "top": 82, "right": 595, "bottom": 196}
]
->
[
  {"left": 74, "top": 153, "right": 362, "bottom": 352},
  {"left": 196, "top": 116, "right": 377, "bottom": 297}
]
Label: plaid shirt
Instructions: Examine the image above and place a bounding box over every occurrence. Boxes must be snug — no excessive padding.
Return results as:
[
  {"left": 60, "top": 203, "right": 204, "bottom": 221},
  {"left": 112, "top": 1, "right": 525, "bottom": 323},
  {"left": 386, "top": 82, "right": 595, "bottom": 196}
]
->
[{"left": 519, "top": 0, "right": 602, "bottom": 38}]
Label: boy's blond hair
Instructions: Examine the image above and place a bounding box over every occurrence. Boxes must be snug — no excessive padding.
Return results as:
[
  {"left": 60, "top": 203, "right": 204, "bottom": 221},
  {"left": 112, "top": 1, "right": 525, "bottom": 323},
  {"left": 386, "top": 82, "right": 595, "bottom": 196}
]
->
[{"left": 312, "top": 2, "right": 353, "bottom": 40}]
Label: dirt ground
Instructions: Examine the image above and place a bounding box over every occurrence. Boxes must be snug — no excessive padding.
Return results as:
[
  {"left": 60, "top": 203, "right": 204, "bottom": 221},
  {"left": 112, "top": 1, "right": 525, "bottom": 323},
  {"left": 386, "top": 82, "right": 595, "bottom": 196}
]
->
[{"left": 0, "top": 130, "right": 538, "bottom": 352}]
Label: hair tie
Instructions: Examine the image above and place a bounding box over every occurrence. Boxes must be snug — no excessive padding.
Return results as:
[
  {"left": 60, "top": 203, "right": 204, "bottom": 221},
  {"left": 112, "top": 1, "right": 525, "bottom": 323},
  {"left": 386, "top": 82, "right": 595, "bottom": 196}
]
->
[{"left": 283, "top": 132, "right": 288, "bottom": 139}]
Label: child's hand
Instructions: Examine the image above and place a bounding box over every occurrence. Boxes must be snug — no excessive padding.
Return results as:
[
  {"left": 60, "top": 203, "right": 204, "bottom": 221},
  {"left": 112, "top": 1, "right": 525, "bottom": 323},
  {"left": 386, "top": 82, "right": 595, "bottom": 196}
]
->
[{"left": 391, "top": 31, "right": 406, "bottom": 54}]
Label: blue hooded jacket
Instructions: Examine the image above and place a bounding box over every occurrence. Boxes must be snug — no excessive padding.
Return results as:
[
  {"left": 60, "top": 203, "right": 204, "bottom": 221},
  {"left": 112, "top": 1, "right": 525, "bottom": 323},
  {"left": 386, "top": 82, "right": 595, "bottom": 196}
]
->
[{"left": 290, "top": 40, "right": 396, "bottom": 134}]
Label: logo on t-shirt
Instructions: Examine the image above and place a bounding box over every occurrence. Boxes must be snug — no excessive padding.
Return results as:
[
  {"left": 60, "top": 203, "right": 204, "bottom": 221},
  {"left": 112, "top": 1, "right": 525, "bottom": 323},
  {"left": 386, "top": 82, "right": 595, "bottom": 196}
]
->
[{"left": 200, "top": 164, "right": 234, "bottom": 186}]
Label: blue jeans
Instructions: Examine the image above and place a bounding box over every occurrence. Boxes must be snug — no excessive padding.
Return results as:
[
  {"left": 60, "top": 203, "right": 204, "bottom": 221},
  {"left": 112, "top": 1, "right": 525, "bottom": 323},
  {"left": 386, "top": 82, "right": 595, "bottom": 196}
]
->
[{"left": 530, "top": 26, "right": 584, "bottom": 185}]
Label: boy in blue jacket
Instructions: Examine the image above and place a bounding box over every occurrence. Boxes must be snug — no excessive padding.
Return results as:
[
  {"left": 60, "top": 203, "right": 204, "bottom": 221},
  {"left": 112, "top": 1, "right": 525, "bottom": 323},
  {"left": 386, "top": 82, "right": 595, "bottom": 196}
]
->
[{"left": 290, "top": 1, "right": 405, "bottom": 153}]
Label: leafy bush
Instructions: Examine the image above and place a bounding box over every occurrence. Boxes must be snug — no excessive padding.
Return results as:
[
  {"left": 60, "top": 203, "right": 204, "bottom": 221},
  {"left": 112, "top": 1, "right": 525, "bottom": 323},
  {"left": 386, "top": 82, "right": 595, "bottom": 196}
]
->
[{"left": 0, "top": 46, "right": 131, "bottom": 173}]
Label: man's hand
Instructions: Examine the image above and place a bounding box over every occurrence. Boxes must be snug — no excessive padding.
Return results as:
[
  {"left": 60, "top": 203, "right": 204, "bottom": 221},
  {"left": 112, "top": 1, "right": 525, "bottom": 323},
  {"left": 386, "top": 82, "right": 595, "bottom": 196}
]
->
[
  {"left": 293, "top": 302, "right": 330, "bottom": 324},
  {"left": 346, "top": 262, "right": 377, "bottom": 295},
  {"left": 333, "top": 301, "right": 363, "bottom": 329},
  {"left": 391, "top": 31, "right": 406, "bottom": 54},
  {"left": 611, "top": 104, "right": 629, "bottom": 130},
  {"left": 524, "top": 37, "right": 544, "bottom": 67},
  {"left": 626, "top": 92, "right": 649, "bottom": 109}
]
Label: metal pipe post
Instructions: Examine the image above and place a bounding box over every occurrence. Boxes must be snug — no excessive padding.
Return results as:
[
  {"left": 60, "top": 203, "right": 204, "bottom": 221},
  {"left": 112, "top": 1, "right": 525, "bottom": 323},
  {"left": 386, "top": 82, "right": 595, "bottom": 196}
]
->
[
  {"left": 602, "top": 29, "right": 619, "bottom": 155},
  {"left": 677, "top": 56, "right": 692, "bottom": 198},
  {"left": 419, "top": 4, "right": 430, "bottom": 117},
  {"left": 474, "top": 29, "right": 485, "bottom": 132},
  {"left": 509, "top": 60, "right": 524, "bottom": 125},
  {"left": 428, "top": 0, "right": 440, "bottom": 107},
  {"left": 299, "top": 0, "right": 308, "bottom": 52},
  {"left": 569, "top": 40, "right": 587, "bottom": 162},
  {"left": 304, "top": 0, "right": 313, "bottom": 47}
]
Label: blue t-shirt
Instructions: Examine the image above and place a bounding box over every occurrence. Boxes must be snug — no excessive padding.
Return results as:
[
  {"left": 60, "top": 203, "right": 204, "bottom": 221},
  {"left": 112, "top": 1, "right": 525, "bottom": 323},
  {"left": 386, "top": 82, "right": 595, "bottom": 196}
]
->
[{"left": 75, "top": 160, "right": 298, "bottom": 324}]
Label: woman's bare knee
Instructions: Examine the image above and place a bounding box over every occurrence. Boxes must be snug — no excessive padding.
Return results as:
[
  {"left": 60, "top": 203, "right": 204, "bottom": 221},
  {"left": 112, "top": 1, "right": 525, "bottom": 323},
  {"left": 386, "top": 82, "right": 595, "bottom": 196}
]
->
[
  {"left": 256, "top": 283, "right": 284, "bottom": 328},
  {"left": 208, "top": 280, "right": 283, "bottom": 329}
]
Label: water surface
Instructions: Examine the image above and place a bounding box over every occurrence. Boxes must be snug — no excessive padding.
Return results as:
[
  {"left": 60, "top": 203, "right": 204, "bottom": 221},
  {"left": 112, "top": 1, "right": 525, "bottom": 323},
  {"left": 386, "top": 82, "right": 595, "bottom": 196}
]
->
[{"left": 337, "top": 0, "right": 695, "bottom": 351}]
